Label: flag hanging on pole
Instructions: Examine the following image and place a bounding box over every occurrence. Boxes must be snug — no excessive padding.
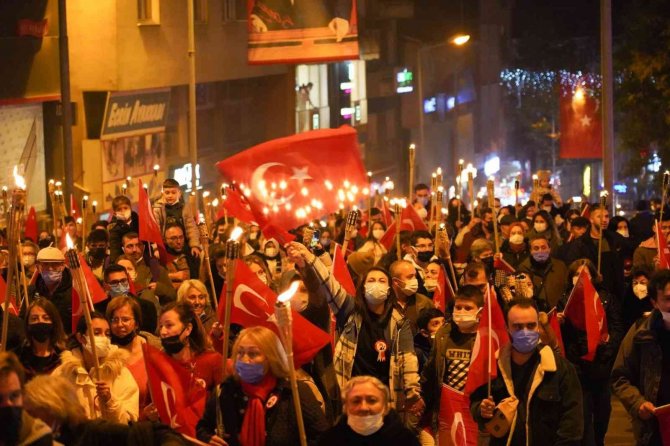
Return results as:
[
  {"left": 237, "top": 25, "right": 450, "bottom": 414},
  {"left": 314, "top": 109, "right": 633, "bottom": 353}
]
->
[{"left": 559, "top": 80, "right": 603, "bottom": 159}]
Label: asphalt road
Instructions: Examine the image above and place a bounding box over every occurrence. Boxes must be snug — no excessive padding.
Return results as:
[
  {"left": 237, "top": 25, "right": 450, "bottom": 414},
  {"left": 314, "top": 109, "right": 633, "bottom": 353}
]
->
[{"left": 605, "top": 396, "right": 636, "bottom": 445}]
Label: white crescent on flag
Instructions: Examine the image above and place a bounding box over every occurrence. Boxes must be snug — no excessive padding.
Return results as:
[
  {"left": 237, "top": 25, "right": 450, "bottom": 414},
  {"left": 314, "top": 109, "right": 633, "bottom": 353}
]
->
[
  {"left": 160, "top": 381, "right": 181, "bottom": 429},
  {"left": 233, "top": 284, "right": 276, "bottom": 323}
]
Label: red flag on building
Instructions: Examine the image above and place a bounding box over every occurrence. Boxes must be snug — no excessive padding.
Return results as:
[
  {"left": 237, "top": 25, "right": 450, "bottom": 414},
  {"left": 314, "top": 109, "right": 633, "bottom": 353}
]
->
[
  {"left": 432, "top": 265, "right": 454, "bottom": 313},
  {"left": 143, "top": 343, "right": 206, "bottom": 437},
  {"left": 218, "top": 259, "right": 331, "bottom": 367},
  {"left": 438, "top": 385, "right": 478, "bottom": 446},
  {"left": 332, "top": 243, "right": 356, "bottom": 296},
  {"left": 656, "top": 221, "right": 670, "bottom": 270},
  {"left": 655, "top": 404, "right": 670, "bottom": 446},
  {"left": 563, "top": 268, "right": 609, "bottom": 361},
  {"left": 464, "top": 286, "right": 509, "bottom": 395},
  {"left": 216, "top": 126, "right": 367, "bottom": 231},
  {"left": 400, "top": 204, "right": 429, "bottom": 232},
  {"left": 137, "top": 179, "right": 165, "bottom": 247},
  {"left": 24, "top": 206, "right": 38, "bottom": 242},
  {"left": 559, "top": 84, "right": 602, "bottom": 159}
]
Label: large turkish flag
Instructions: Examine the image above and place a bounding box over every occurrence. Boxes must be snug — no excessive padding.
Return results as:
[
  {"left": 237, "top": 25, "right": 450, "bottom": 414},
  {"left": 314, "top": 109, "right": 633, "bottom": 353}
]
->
[
  {"left": 216, "top": 126, "right": 366, "bottom": 231},
  {"left": 559, "top": 82, "right": 603, "bottom": 159}
]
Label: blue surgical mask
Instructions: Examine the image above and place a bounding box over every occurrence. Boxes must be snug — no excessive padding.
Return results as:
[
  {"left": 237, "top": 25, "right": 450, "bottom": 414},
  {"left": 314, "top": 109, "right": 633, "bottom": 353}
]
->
[
  {"left": 531, "top": 251, "right": 550, "bottom": 263},
  {"left": 235, "top": 360, "right": 266, "bottom": 384},
  {"left": 511, "top": 329, "right": 540, "bottom": 353},
  {"left": 109, "top": 282, "right": 130, "bottom": 297},
  {"left": 41, "top": 270, "right": 63, "bottom": 285}
]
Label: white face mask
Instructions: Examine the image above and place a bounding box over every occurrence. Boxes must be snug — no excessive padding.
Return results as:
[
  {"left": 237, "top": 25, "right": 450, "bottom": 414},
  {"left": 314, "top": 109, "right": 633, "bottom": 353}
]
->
[
  {"left": 423, "top": 278, "right": 438, "bottom": 292},
  {"left": 116, "top": 210, "right": 131, "bottom": 221},
  {"left": 617, "top": 229, "right": 629, "bottom": 238},
  {"left": 452, "top": 311, "right": 479, "bottom": 330},
  {"left": 364, "top": 282, "right": 389, "bottom": 306},
  {"left": 509, "top": 234, "right": 524, "bottom": 245},
  {"left": 398, "top": 278, "right": 419, "bottom": 296},
  {"left": 534, "top": 222, "right": 547, "bottom": 233},
  {"left": 633, "top": 284, "right": 647, "bottom": 300},
  {"left": 347, "top": 413, "right": 384, "bottom": 436},
  {"left": 265, "top": 247, "right": 278, "bottom": 258},
  {"left": 372, "top": 229, "right": 385, "bottom": 241},
  {"left": 83, "top": 335, "right": 112, "bottom": 359},
  {"left": 23, "top": 255, "right": 36, "bottom": 267}
]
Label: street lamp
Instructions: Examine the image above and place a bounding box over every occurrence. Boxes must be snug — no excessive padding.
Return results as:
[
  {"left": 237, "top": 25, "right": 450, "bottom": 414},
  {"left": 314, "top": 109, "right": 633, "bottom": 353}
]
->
[{"left": 450, "top": 33, "right": 471, "bottom": 46}]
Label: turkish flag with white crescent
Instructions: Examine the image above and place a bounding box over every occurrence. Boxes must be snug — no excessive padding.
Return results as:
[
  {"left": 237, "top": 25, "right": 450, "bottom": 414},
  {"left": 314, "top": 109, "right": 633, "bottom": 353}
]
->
[
  {"left": 438, "top": 385, "right": 478, "bottom": 446},
  {"left": 400, "top": 204, "right": 429, "bottom": 232},
  {"left": 563, "top": 268, "right": 609, "bottom": 361},
  {"left": 143, "top": 343, "right": 206, "bottom": 437},
  {"left": 216, "top": 126, "right": 367, "bottom": 231},
  {"left": 559, "top": 81, "right": 603, "bottom": 159},
  {"left": 218, "top": 259, "right": 331, "bottom": 367},
  {"left": 432, "top": 265, "right": 453, "bottom": 313},
  {"left": 656, "top": 221, "right": 670, "bottom": 270}
]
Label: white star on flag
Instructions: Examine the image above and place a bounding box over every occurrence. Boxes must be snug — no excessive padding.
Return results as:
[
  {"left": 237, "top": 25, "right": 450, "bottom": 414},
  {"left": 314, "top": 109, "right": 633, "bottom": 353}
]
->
[
  {"left": 580, "top": 114, "right": 592, "bottom": 127},
  {"left": 290, "top": 166, "right": 312, "bottom": 182}
]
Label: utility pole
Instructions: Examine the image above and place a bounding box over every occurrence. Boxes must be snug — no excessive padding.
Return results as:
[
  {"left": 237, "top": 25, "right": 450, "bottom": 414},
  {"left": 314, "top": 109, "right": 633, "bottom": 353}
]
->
[
  {"left": 601, "top": 0, "right": 615, "bottom": 198},
  {"left": 58, "top": 0, "right": 74, "bottom": 200},
  {"left": 187, "top": 0, "right": 199, "bottom": 208}
]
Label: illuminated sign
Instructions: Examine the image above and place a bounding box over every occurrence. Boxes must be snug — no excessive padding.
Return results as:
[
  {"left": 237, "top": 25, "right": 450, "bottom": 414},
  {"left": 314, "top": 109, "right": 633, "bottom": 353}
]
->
[
  {"left": 395, "top": 68, "right": 414, "bottom": 93},
  {"left": 423, "top": 97, "right": 437, "bottom": 114},
  {"left": 172, "top": 163, "right": 202, "bottom": 191}
]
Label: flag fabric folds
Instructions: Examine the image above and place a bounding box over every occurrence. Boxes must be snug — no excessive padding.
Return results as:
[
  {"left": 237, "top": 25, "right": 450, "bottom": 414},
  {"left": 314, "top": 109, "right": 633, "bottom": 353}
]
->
[
  {"left": 24, "top": 206, "right": 38, "bottom": 242},
  {"left": 657, "top": 221, "right": 670, "bottom": 270},
  {"left": 143, "top": 343, "right": 206, "bottom": 437},
  {"left": 438, "top": 385, "right": 478, "bottom": 446},
  {"left": 432, "top": 265, "right": 453, "bottom": 313},
  {"left": 218, "top": 259, "right": 331, "bottom": 367},
  {"left": 559, "top": 82, "right": 603, "bottom": 159},
  {"left": 332, "top": 243, "right": 356, "bottom": 296},
  {"left": 137, "top": 179, "right": 165, "bottom": 247}
]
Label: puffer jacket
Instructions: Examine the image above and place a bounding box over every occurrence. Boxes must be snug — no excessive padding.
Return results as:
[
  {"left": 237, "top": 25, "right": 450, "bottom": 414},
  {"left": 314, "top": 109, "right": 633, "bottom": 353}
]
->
[
  {"left": 303, "top": 256, "right": 421, "bottom": 409},
  {"left": 151, "top": 197, "right": 201, "bottom": 249},
  {"left": 51, "top": 347, "right": 139, "bottom": 424},
  {"left": 611, "top": 310, "right": 667, "bottom": 446}
]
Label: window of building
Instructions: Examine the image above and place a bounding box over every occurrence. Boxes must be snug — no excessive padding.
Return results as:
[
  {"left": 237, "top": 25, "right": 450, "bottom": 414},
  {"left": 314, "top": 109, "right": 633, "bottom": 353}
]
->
[
  {"left": 223, "top": 0, "right": 247, "bottom": 22},
  {"left": 137, "top": 0, "right": 160, "bottom": 25}
]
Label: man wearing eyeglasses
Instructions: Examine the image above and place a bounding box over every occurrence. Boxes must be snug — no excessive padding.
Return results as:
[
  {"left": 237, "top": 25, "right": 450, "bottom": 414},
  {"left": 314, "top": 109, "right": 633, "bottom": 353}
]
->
[
  {"left": 164, "top": 224, "right": 200, "bottom": 289},
  {"left": 101, "top": 264, "right": 158, "bottom": 334},
  {"left": 29, "top": 247, "right": 74, "bottom": 333}
]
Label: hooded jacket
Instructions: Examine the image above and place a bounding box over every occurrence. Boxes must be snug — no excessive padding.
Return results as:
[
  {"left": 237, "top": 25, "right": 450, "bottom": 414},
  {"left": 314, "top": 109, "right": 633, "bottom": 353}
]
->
[
  {"left": 151, "top": 197, "right": 201, "bottom": 250},
  {"left": 51, "top": 347, "right": 139, "bottom": 424}
]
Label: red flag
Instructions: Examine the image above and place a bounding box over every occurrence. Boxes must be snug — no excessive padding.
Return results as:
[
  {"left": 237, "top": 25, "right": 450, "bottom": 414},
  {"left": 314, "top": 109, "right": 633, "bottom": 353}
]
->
[
  {"left": 24, "top": 206, "right": 38, "bottom": 242},
  {"left": 70, "top": 194, "right": 80, "bottom": 220},
  {"left": 0, "top": 276, "right": 19, "bottom": 316},
  {"left": 381, "top": 199, "right": 393, "bottom": 227},
  {"left": 655, "top": 404, "right": 670, "bottom": 446},
  {"left": 222, "top": 188, "right": 257, "bottom": 224},
  {"left": 548, "top": 308, "right": 565, "bottom": 357},
  {"left": 218, "top": 259, "right": 331, "bottom": 367},
  {"left": 137, "top": 179, "right": 165, "bottom": 247},
  {"left": 79, "top": 255, "right": 108, "bottom": 305},
  {"left": 216, "top": 126, "right": 367, "bottom": 230},
  {"left": 378, "top": 223, "right": 397, "bottom": 251},
  {"left": 563, "top": 268, "right": 609, "bottom": 361},
  {"left": 259, "top": 222, "right": 295, "bottom": 246},
  {"left": 559, "top": 82, "right": 602, "bottom": 159},
  {"left": 438, "top": 385, "right": 478, "bottom": 446},
  {"left": 143, "top": 343, "right": 206, "bottom": 437},
  {"left": 464, "top": 286, "right": 510, "bottom": 395},
  {"left": 332, "top": 243, "right": 356, "bottom": 296},
  {"left": 432, "top": 265, "right": 454, "bottom": 313},
  {"left": 494, "top": 257, "right": 515, "bottom": 274},
  {"left": 400, "top": 204, "right": 429, "bottom": 232},
  {"left": 657, "top": 221, "right": 670, "bottom": 270}
]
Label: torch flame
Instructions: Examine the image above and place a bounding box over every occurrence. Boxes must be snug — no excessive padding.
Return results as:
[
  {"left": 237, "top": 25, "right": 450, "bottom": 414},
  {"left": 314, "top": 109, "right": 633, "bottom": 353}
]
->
[
  {"left": 65, "top": 233, "right": 75, "bottom": 250},
  {"left": 13, "top": 166, "right": 26, "bottom": 189},
  {"left": 230, "top": 226, "right": 243, "bottom": 242},
  {"left": 277, "top": 280, "right": 300, "bottom": 304}
]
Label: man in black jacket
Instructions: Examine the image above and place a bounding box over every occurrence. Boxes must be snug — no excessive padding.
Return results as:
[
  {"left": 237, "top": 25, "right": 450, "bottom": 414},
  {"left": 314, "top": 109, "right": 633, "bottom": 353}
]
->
[
  {"left": 471, "top": 299, "right": 583, "bottom": 446},
  {"left": 28, "top": 247, "right": 73, "bottom": 333}
]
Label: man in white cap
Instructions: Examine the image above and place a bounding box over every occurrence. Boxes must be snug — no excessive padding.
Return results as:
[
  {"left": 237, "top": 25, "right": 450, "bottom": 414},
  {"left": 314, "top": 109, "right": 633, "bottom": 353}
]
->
[{"left": 28, "top": 246, "right": 74, "bottom": 333}]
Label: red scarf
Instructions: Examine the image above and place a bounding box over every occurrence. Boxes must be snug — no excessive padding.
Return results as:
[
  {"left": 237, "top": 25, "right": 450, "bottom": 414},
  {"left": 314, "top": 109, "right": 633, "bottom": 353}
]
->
[{"left": 239, "top": 374, "right": 277, "bottom": 446}]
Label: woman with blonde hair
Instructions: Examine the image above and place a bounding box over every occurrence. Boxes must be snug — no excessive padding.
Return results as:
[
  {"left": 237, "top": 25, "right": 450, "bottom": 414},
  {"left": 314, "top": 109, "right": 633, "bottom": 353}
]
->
[
  {"left": 177, "top": 279, "right": 218, "bottom": 333},
  {"left": 196, "top": 326, "right": 329, "bottom": 446}
]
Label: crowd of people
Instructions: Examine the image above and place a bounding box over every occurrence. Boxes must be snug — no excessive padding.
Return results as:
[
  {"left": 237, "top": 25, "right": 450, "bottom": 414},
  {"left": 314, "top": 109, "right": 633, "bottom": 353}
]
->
[{"left": 0, "top": 170, "right": 669, "bottom": 446}]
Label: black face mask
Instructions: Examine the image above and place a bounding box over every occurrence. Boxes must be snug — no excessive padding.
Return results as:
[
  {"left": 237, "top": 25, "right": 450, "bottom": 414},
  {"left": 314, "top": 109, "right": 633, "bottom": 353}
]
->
[
  {"left": 417, "top": 251, "right": 434, "bottom": 263},
  {"left": 0, "top": 406, "right": 22, "bottom": 445},
  {"left": 487, "top": 222, "right": 495, "bottom": 232},
  {"left": 111, "top": 330, "right": 137, "bottom": 347},
  {"left": 161, "top": 331, "right": 186, "bottom": 355},
  {"left": 27, "top": 322, "right": 54, "bottom": 343},
  {"left": 89, "top": 247, "right": 107, "bottom": 259}
]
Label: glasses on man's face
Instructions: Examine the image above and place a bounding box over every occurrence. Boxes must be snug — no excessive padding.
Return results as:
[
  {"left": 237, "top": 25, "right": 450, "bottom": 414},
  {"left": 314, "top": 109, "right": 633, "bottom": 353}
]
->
[
  {"left": 107, "top": 279, "right": 129, "bottom": 286},
  {"left": 167, "top": 235, "right": 185, "bottom": 242},
  {"left": 111, "top": 316, "right": 134, "bottom": 325}
]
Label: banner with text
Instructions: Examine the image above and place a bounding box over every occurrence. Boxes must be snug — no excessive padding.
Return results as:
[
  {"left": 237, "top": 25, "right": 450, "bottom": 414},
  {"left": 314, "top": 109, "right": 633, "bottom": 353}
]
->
[{"left": 100, "top": 88, "right": 171, "bottom": 140}]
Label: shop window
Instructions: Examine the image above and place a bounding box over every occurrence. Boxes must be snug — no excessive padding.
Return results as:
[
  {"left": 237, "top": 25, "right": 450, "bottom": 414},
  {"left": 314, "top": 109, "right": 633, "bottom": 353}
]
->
[
  {"left": 137, "top": 0, "right": 160, "bottom": 25},
  {"left": 223, "top": 0, "right": 247, "bottom": 22}
]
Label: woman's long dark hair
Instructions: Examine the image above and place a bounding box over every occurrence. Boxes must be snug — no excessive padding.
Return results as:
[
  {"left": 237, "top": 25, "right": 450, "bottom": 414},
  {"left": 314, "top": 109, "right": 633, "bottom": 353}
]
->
[
  {"left": 160, "top": 301, "right": 211, "bottom": 355},
  {"left": 24, "top": 298, "right": 67, "bottom": 350},
  {"left": 353, "top": 266, "right": 395, "bottom": 327}
]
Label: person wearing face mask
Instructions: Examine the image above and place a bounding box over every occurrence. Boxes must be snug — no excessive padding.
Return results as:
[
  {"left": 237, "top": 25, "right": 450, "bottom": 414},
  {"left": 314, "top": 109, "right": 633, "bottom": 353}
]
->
[
  {"left": 405, "top": 230, "right": 438, "bottom": 286},
  {"left": 472, "top": 299, "right": 583, "bottom": 446},
  {"left": 422, "top": 261, "right": 443, "bottom": 300},
  {"left": 85, "top": 230, "right": 111, "bottom": 282},
  {"left": 358, "top": 221, "right": 388, "bottom": 266},
  {"left": 318, "top": 375, "right": 420, "bottom": 446},
  {"left": 413, "top": 183, "right": 431, "bottom": 222},
  {"left": 51, "top": 312, "right": 139, "bottom": 423},
  {"left": 607, "top": 216, "right": 637, "bottom": 262},
  {"left": 390, "top": 260, "right": 435, "bottom": 336},
  {"left": 517, "top": 235, "right": 568, "bottom": 311},
  {"left": 28, "top": 247, "right": 74, "bottom": 334},
  {"left": 260, "top": 239, "right": 285, "bottom": 282},
  {"left": 107, "top": 195, "right": 140, "bottom": 263},
  {"left": 612, "top": 269, "right": 670, "bottom": 446},
  {"left": 16, "top": 299, "right": 66, "bottom": 381},
  {"left": 0, "top": 352, "right": 54, "bottom": 446},
  {"left": 622, "top": 270, "right": 654, "bottom": 331},
  {"left": 21, "top": 240, "right": 39, "bottom": 282},
  {"left": 197, "top": 326, "right": 329, "bottom": 445},
  {"left": 527, "top": 210, "right": 562, "bottom": 254},
  {"left": 158, "top": 301, "right": 223, "bottom": 395},
  {"left": 421, "top": 285, "right": 483, "bottom": 445},
  {"left": 102, "top": 264, "right": 158, "bottom": 334},
  {"left": 288, "top": 241, "right": 424, "bottom": 429},
  {"left": 500, "top": 222, "right": 530, "bottom": 270},
  {"left": 558, "top": 259, "right": 625, "bottom": 446}
]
